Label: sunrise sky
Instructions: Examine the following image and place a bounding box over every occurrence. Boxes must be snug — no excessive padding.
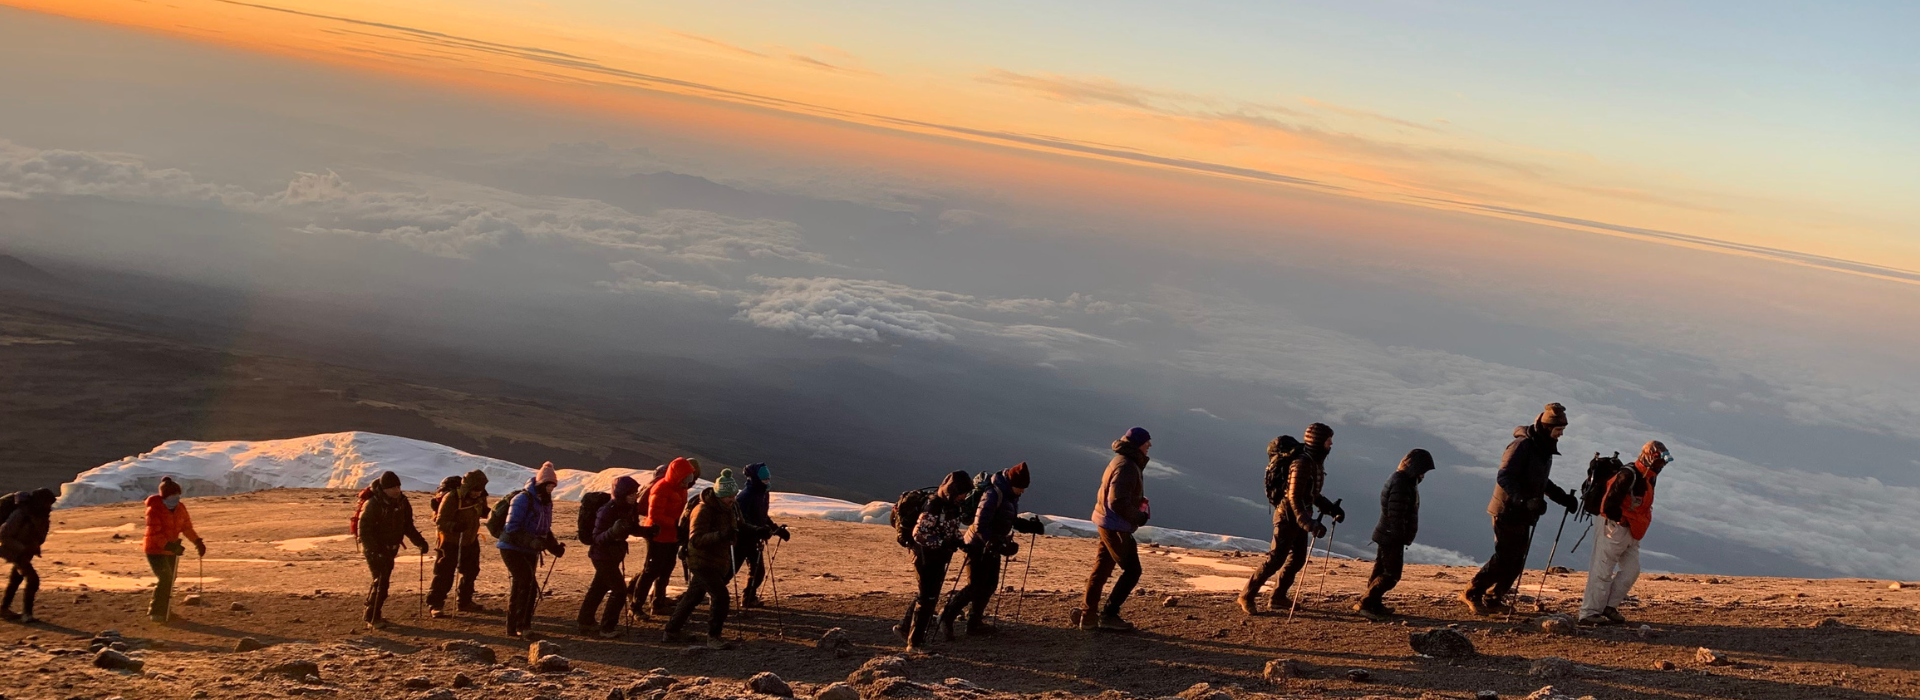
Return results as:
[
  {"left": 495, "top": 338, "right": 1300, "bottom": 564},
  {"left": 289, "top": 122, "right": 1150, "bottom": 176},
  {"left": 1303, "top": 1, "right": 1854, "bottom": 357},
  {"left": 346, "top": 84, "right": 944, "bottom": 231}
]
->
[{"left": 18, "top": 0, "right": 1919, "bottom": 278}]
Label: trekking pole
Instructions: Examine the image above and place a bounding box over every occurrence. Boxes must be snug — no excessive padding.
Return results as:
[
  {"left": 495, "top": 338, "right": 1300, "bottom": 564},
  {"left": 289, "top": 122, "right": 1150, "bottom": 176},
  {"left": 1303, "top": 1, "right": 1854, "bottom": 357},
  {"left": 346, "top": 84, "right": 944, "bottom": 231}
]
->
[
  {"left": 1287, "top": 514, "right": 1326, "bottom": 624},
  {"left": 1532, "top": 509, "right": 1571, "bottom": 613},
  {"left": 1568, "top": 521, "right": 1593, "bottom": 556},
  {"left": 769, "top": 538, "right": 785, "bottom": 638},
  {"left": 989, "top": 550, "right": 1010, "bottom": 626},
  {"left": 540, "top": 553, "right": 557, "bottom": 599},
  {"left": 1013, "top": 531, "right": 1036, "bottom": 622},
  {"left": 1316, "top": 499, "right": 1343, "bottom": 598},
  {"left": 418, "top": 549, "right": 426, "bottom": 619},
  {"left": 1502, "top": 523, "right": 1538, "bottom": 622},
  {"left": 197, "top": 552, "right": 204, "bottom": 597}
]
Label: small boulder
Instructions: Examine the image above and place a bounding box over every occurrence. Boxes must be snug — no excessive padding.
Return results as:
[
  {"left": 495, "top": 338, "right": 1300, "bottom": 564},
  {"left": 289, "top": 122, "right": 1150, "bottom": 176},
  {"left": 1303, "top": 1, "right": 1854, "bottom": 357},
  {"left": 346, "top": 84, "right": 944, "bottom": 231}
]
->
[
  {"left": 631, "top": 675, "right": 675, "bottom": 694},
  {"left": 417, "top": 691, "right": 458, "bottom": 700},
  {"left": 606, "top": 689, "right": 625, "bottom": 700},
  {"left": 1176, "top": 683, "right": 1230, "bottom": 700},
  {"left": 403, "top": 677, "right": 434, "bottom": 690},
  {"left": 1474, "top": 692, "right": 1498, "bottom": 700},
  {"left": 183, "top": 595, "right": 203, "bottom": 607},
  {"left": 872, "top": 677, "right": 930, "bottom": 698},
  {"left": 234, "top": 638, "right": 264, "bottom": 653},
  {"left": 529, "top": 640, "right": 560, "bottom": 664},
  {"left": 1161, "top": 596, "right": 1181, "bottom": 608},
  {"left": 441, "top": 639, "right": 496, "bottom": 664},
  {"left": 1890, "top": 582, "right": 1904, "bottom": 590},
  {"left": 815, "top": 682, "right": 860, "bottom": 700},
  {"left": 1263, "top": 659, "right": 1312, "bottom": 682},
  {"left": 1637, "top": 624, "right": 1654, "bottom": 639},
  {"left": 534, "top": 655, "right": 571, "bottom": 674},
  {"left": 451, "top": 673, "right": 474, "bottom": 689},
  {"left": 92, "top": 649, "right": 144, "bottom": 672},
  {"left": 1695, "top": 648, "right": 1732, "bottom": 667},
  {"left": 748, "top": 671, "right": 794, "bottom": 697},
  {"left": 848, "top": 655, "right": 909, "bottom": 686},
  {"left": 1533, "top": 615, "right": 1574, "bottom": 636},
  {"left": 1528, "top": 656, "right": 1576, "bottom": 680},
  {"left": 818, "top": 628, "right": 854, "bottom": 656},
  {"left": 1409, "top": 628, "right": 1477, "bottom": 659},
  {"left": 491, "top": 669, "right": 537, "bottom": 685},
  {"left": 1812, "top": 617, "right": 1846, "bottom": 629},
  {"left": 229, "top": 602, "right": 248, "bottom": 612},
  {"left": 1653, "top": 660, "right": 1676, "bottom": 671},
  {"left": 264, "top": 661, "right": 321, "bottom": 679},
  {"left": 1345, "top": 669, "right": 1371, "bottom": 682}
]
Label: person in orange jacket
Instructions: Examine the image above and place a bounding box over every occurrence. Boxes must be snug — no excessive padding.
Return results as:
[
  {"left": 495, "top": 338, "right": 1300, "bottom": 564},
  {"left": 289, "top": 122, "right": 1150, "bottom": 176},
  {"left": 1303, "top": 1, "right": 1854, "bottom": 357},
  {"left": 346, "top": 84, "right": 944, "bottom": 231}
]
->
[
  {"left": 143, "top": 477, "right": 206, "bottom": 624},
  {"left": 629, "top": 457, "right": 699, "bottom": 616},
  {"left": 1580, "top": 441, "right": 1671, "bottom": 626}
]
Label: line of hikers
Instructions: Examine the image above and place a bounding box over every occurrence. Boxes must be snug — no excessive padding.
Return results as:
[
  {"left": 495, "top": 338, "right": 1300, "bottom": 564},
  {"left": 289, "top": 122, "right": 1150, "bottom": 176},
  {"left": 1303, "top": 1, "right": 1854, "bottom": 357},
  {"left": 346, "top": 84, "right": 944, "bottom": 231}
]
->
[{"left": 0, "top": 401, "right": 1674, "bottom": 647}]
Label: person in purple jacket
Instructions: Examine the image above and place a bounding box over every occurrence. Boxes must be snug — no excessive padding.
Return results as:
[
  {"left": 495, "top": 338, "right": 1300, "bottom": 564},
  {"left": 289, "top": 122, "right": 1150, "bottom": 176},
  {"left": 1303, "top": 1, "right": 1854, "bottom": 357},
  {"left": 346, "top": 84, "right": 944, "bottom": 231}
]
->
[{"left": 578, "top": 475, "right": 640, "bottom": 638}]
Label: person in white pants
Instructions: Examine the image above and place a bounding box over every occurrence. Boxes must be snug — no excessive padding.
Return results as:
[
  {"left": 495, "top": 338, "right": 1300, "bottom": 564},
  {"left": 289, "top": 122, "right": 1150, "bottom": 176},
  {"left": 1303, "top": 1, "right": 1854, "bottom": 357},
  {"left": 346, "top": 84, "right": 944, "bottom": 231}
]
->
[{"left": 1580, "top": 441, "right": 1669, "bottom": 626}]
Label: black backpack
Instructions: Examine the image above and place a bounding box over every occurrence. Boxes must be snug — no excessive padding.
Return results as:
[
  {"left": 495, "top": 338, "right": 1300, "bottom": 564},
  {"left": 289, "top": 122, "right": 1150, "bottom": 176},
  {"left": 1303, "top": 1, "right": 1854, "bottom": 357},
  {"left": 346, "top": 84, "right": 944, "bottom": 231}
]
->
[
  {"left": 955, "top": 472, "right": 993, "bottom": 526},
  {"left": 1264, "top": 436, "right": 1304, "bottom": 506},
  {"left": 892, "top": 488, "right": 933, "bottom": 548},
  {"left": 578, "top": 491, "right": 612, "bottom": 544},
  {"left": 486, "top": 489, "right": 524, "bottom": 539},
  {"left": 1580, "top": 452, "right": 1625, "bottom": 516},
  {"left": 0, "top": 492, "right": 22, "bottom": 526}
]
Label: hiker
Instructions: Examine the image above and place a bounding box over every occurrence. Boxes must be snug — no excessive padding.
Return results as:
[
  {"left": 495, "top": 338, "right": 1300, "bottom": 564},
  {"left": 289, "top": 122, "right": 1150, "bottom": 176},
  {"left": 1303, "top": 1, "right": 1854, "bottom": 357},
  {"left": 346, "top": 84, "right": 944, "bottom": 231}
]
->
[
  {"left": 497, "top": 464, "right": 565, "bottom": 638},
  {"left": 142, "top": 477, "right": 205, "bottom": 624},
  {"left": 1580, "top": 441, "right": 1670, "bottom": 626},
  {"left": 1239, "top": 423, "right": 1345, "bottom": 615},
  {"left": 1463, "top": 403, "right": 1580, "bottom": 615},
  {"left": 1356, "top": 449, "right": 1434, "bottom": 620},
  {"left": 0, "top": 489, "right": 56, "bottom": 624},
  {"left": 579, "top": 475, "right": 641, "bottom": 638},
  {"left": 938, "top": 462, "right": 1044, "bottom": 638},
  {"left": 663, "top": 469, "right": 740, "bottom": 649},
  {"left": 731, "top": 463, "right": 790, "bottom": 609},
  {"left": 630, "top": 457, "right": 698, "bottom": 617},
  {"left": 1080, "top": 427, "right": 1153, "bottom": 631},
  {"left": 355, "top": 471, "right": 429, "bottom": 630},
  {"left": 894, "top": 470, "right": 973, "bottom": 651},
  {"left": 428, "top": 470, "right": 490, "bottom": 617}
]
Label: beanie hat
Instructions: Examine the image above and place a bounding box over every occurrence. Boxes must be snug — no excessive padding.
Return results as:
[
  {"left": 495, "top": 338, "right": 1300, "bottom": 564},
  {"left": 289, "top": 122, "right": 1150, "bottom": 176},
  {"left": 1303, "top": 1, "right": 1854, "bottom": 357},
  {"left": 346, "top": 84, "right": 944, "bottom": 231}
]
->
[
  {"left": 1303, "top": 422, "right": 1334, "bottom": 448},
  {"left": 378, "top": 471, "right": 403, "bottom": 489},
  {"left": 1538, "top": 402, "right": 1569, "bottom": 428},
  {"left": 612, "top": 475, "right": 640, "bottom": 499},
  {"left": 714, "top": 469, "right": 740, "bottom": 498},
  {"left": 1122, "top": 427, "right": 1152, "bottom": 446},
  {"left": 1399, "top": 448, "right": 1436, "bottom": 474},
  {"left": 747, "top": 463, "right": 771, "bottom": 481},
  {"left": 1006, "top": 462, "right": 1031, "bottom": 489},
  {"left": 536, "top": 463, "right": 559, "bottom": 486},
  {"left": 939, "top": 470, "right": 973, "bottom": 500},
  {"left": 159, "top": 476, "right": 182, "bottom": 497}
]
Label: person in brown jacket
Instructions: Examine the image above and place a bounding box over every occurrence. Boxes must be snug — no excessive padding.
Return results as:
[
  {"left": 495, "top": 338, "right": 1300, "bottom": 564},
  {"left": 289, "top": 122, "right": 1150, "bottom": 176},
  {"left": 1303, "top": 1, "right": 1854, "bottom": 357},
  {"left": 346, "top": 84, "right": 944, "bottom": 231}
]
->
[
  {"left": 1078, "top": 427, "right": 1153, "bottom": 632},
  {"left": 427, "top": 470, "right": 490, "bottom": 617},
  {"left": 664, "top": 469, "right": 740, "bottom": 649},
  {"left": 1239, "top": 423, "right": 1344, "bottom": 615}
]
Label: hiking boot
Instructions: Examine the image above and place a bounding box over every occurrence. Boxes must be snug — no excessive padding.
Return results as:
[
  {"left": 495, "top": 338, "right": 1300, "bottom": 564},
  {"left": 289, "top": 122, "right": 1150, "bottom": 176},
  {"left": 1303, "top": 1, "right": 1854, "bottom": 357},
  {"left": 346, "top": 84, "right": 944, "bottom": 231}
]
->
[
  {"left": 598, "top": 628, "right": 623, "bottom": 640},
  {"left": 1354, "top": 601, "right": 1393, "bottom": 621},
  {"left": 1579, "top": 613, "right": 1611, "bottom": 626},
  {"left": 1603, "top": 607, "right": 1628, "bottom": 625},
  {"left": 576, "top": 622, "right": 598, "bottom": 636},
  {"left": 457, "top": 601, "right": 488, "bottom": 614},
  {"left": 1459, "top": 590, "right": 1491, "bottom": 616},
  {"left": 1268, "top": 588, "right": 1291, "bottom": 611},
  {"left": 905, "top": 642, "right": 927, "bottom": 654},
  {"left": 1236, "top": 588, "right": 1260, "bottom": 616},
  {"left": 705, "top": 636, "right": 732, "bottom": 651},
  {"left": 650, "top": 598, "right": 675, "bottom": 616},
  {"left": 366, "top": 620, "right": 388, "bottom": 631},
  {"left": 428, "top": 607, "right": 447, "bottom": 619},
  {"left": 939, "top": 617, "right": 956, "bottom": 641},
  {"left": 1097, "top": 614, "right": 1136, "bottom": 632},
  {"left": 1484, "top": 597, "right": 1516, "bottom": 616},
  {"left": 966, "top": 621, "right": 999, "bottom": 637},
  {"left": 0, "top": 610, "right": 18, "bottom": 622},
  {"left": 18, "top": 615, "right": 35, "bottom": 625},
  {"left": 741, "top": 595, "right": 765, "bottom": 609},
  {"left": 891, "top": 624, "right": 909, "bottom": 644},
  {"left": 523, "top": 631, "right": 545, "bottom": 642}
]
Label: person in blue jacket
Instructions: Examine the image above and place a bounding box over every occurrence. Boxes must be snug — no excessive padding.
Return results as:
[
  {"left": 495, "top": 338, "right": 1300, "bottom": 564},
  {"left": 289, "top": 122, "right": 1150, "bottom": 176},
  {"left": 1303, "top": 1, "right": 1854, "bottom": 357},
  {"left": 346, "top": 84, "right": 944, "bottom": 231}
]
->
[
  {"left": 730, "top": 463, "right": 790, "bottom": 608},
  {"left": 498, "top": 463, "right": 565, "bottom": 638}
]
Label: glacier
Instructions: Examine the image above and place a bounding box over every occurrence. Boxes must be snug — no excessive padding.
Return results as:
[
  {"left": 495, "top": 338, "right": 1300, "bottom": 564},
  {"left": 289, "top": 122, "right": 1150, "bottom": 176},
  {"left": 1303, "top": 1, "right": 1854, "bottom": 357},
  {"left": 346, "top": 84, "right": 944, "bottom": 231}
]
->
[{"left": 56, "top": 431, "right": 1295, "bottom": 555}]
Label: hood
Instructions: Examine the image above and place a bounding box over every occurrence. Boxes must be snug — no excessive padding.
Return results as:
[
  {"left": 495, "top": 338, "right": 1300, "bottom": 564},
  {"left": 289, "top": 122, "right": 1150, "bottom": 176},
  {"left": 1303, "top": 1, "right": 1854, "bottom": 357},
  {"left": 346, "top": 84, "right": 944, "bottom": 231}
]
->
[
  {"left": 663, "top": 457, "right": 697, "bottom": 489},
  {"left": 938, "top": 470, "right": 973, "bottom": 500},
  {"left": 987, "top": 470, "right": 1012, "bottom": 496},
  {"left": 461, "top": 470, "right": 489, "bottom": 491},
  {"left": 695, "top": 486, "right": 724, "bottom": 508},
  {"left": 1516, "top": 424, "right": 1562, "bottom": 455},
  {"left": 1110, "top": 440, "right": 1150, "bottom": 465},
  {"left": 25, "top": 488, "right": 56, "bottom": 513},
  {"left": 522, "top": 477, "right": 545, "bottom": 497},
  {"left": 612, "top": 475, "right": 641, "bottom": 499},
  {"left": 1398, "top": 449, "right": 1436, "bottom": 474}
]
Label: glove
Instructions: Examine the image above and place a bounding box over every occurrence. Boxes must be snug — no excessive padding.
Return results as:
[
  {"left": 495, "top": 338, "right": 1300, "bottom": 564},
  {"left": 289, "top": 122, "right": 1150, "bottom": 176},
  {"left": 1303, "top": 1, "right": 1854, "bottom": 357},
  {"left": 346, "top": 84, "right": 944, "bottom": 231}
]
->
[
  {"left": 775, "top": 525, "right": 791, "bottom": 541},
  {"left": 1326, "top": 502, "right": 1347, "bottom": 524},
  {"left": 547, "top": 541, "right": 566, "bottom": 558},
  {"left": 1012, "top": 516, "right": 1046, "bottom": 535},
  {"left": 1551, "top": 491, "right": 1579, "bottom": 514},
  {"left": 193, "top": 539, "right": 207, "bottom": 557},
  {"left": 999, "top": 540, "right": 1020, "bottom": 557},
  {"left": 1309, "top": 522, "right": 1328, "bottom": 539}
]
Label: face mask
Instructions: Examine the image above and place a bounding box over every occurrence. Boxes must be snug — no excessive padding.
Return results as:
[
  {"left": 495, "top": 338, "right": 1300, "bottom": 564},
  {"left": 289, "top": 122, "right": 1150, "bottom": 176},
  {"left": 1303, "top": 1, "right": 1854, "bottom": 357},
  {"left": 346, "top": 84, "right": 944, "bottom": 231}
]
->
[{"left": 163, "top": 495, "right": 181, "bottom": 508}]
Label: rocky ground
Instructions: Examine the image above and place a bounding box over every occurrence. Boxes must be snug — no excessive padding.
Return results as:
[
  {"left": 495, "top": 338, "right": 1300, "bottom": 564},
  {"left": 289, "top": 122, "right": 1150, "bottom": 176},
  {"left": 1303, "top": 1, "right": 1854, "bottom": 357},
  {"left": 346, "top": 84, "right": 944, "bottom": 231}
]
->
[{"left": 2, "top": 489, "right": 1917, "bottom": 700}]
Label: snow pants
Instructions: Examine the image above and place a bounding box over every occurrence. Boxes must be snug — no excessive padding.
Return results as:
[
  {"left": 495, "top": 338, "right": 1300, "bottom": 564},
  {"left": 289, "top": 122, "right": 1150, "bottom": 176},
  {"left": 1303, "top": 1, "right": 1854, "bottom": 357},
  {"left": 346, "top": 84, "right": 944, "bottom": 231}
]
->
[
  {"left": 1468, "top": 512, "right": 1535, "bottom": 600},
  {"left": 1083, "top": 527, "right": 1141, "bottom": 617},
  {"left": 364, "top": 547, "right": 398, "bottom": 623},
  {"left": 147, "top": 554, "right": 179, "bottom": 622},
  {"left": 900, "top": 549, "right": 953, "bottom": 644},
  {"left": 940, "top": 546, "right": 1002, "bottom": 627},
  {"left": 579, "top": 558, "right": 628, "bottom": 632},
  {"left": 664, "top": 567, "right": 729, "bottom": 639},
  {"left": 501, "top": 548, "right": 541, "bottom": 635},
  {"left": 731, "top": 534, "right": 767, "bottom": 601},
  {"left": 427, "top": 532, "right": 482, "bottom": 610},
  {"left": 1580, "top": 518, "right": 1642, "bottom": 619},
  {"left": 3, "top": 557, "right": 37, "bottom": 617},
  {"left": 1364, "top": 543, "right": 1405, "bottom": 607},
  {"left": 1247, "top": 519, "right": 1313, "bottom": 604},
  {"left": 629, "top": 540, "right": 681, "bottom": 612}
]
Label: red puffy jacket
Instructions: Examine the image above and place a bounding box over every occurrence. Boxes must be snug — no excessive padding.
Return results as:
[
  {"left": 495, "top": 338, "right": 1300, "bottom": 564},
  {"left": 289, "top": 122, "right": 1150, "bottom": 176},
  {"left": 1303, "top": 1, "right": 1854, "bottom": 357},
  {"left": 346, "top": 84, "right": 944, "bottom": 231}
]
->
[
  {"left": 143, "top": 495, "right": 201, "bottom": 555},
  {"left": 642, "top": 458, "right": 697, "bottom": 543}
]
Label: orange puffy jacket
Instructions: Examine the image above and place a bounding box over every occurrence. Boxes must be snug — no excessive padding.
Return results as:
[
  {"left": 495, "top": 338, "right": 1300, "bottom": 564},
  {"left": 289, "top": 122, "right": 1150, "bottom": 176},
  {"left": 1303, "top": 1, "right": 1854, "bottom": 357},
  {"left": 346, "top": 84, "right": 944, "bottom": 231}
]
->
[
  {"left": 641, "top": 458, "right": 697, "bottom": 543},
  {"left": 143, "top": 495, "right": 201, "bottom": 555}
]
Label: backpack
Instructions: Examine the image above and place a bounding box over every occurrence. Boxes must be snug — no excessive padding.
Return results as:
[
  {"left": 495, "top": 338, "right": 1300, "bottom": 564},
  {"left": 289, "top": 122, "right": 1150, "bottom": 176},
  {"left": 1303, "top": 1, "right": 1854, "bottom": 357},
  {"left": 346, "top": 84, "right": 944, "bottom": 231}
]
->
[
  {"left": 1580, "top": 452, "right": 1625, "bottom": 516},
  {"left": 0, "top": 492, "right": 23, "bottom": 528},
  {"left": 349, "top": 487, "right": 372, "bottom": 538},
  {"left": 956, "top": 472, "right": 993, "bottom": 526},
  {"left": 428, "top": 476, "right": 462, "bottom": 521},
  {"left": 486, "top": 489, "right": 524, "bottom": 539},
  {"left": 891, "top": 488, "right": 934, "bottom": 548},
  {"left": 1264, "top": 435, "right": 1304, "bottom": 506},
  {"left": 578, "top": 491, "right": 612, "bottom": 544}
]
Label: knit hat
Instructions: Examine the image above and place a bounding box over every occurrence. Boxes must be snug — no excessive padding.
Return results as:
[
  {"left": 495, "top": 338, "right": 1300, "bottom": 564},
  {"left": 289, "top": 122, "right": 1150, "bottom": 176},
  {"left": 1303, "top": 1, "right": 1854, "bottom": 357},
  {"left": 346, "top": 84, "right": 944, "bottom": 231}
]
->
[
  {"left": 1122, "top": 427, "right": 1152, "bottom": 446},
  {"left": 536, "top": 463, "right": 559, "bottom": 486},
  {"left": 714, "top": 469, "right": 740, "bottom": 499},
  {"left": 378, "top": 471, "right": 403, "bottom": 489},
  {"left": 1303, "top": 422, "right": 1334, "bottom": 448},
  {"left": 1538, "top": 402, "right": 1569, "bottom": 428},
  {"left": 612, "top": 475, "right": 641, "bottom": 499},
  {"left": 1399, "top": 448, "right": 1435, "bottom": 474},
  {"left": 939, "top": 470, "right": 973, "bottom": 500},
  {"left": 159, "top": 476, "right": 182, "bottom": 497},
  {"left": 747, "top": 463, "right": 771, "bottom": 481},
  {"left": 1006, "top": 462, "right": 1031, "bottom": 489}
]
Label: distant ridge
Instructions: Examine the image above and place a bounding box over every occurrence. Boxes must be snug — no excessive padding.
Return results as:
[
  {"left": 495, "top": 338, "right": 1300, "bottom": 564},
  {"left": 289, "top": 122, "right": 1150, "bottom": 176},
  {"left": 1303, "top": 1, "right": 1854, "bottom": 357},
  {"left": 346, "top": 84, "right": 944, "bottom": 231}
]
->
[{"left": 0, "top": 252, "right": 60, "bottom": 287}]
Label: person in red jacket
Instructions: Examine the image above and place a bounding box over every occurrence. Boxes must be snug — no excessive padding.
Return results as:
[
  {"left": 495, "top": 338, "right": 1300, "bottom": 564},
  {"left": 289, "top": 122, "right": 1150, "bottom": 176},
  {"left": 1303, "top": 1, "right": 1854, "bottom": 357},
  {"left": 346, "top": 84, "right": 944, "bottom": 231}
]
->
[
  {"left": 1580, "top": 441, "right": 1670, "bottom": 625},
  {"left": 142, "top": 477, "right": 206, "bottom": 624},
  {"left": 629, "top": 457, "right": 698, "bottom": 617}
]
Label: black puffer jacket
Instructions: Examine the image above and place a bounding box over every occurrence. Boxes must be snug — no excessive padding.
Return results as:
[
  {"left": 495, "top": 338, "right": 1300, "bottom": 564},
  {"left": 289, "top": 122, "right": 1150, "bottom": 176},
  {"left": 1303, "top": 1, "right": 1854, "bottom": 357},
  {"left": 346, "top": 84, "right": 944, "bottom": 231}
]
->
[
  {"left": 1487, "top": 424, "right": 1573, "bottom": 519},
  {"left": 0, "top": 489, "right": 55, "bottom": 563},
  {"left": 1372, "top": 450, "right": 1434, "bottom": 546},
  {"left": 358, "top": 488, "right": 428, "bottom": 553}
]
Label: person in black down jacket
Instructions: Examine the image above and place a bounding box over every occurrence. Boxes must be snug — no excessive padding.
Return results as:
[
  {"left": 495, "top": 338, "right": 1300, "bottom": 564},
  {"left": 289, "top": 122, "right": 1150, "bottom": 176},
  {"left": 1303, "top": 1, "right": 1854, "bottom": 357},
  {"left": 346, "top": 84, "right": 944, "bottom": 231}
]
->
[
  {"left": 894, "top": 470, "right": 973, "bottom": 651},
  {"left": 356, "top": 471, "right": 429, "bottom": 630},
  {"left": 1239, "top": 423, "right": 1344, "bottom": 616},
  {"left": 1356, "top": 449, "right": 1434, "bottom": 620},
  {"left": 579, "top": 475, "right": 641, "bottom": 638},
  {"left": 0, "top": 489, "right": 56, "bottom": 624},
  {"left": 939, "top": 463, "right": 1045, "bottom": 639},
  {"left": 1462, "top": 403, "right": 1579, "bottom": 615}
]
